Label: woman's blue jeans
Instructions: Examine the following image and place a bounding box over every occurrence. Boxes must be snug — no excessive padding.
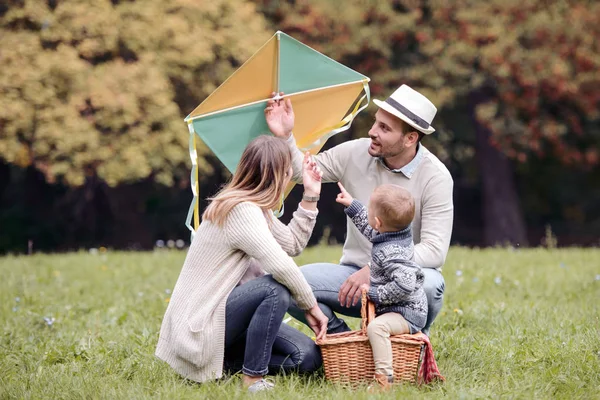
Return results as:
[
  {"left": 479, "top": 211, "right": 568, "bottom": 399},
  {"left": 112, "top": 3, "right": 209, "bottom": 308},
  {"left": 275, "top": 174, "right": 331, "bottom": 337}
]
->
[{"left": 224, "top": 275, "right": 322, "bottom": 376}]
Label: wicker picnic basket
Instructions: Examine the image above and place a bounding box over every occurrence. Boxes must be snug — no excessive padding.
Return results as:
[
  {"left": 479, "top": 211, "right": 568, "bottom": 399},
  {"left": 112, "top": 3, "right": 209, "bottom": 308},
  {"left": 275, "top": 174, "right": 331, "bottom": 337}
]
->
[{"left": 316, "top": 291, "right": 424, "bottom": 385}]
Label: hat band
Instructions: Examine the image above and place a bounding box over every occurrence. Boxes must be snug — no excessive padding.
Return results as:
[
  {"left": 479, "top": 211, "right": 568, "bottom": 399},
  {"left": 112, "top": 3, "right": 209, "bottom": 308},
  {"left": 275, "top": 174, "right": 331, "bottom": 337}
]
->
[{"left": 385, "top": 98, "right": 430, "bottom": 129}]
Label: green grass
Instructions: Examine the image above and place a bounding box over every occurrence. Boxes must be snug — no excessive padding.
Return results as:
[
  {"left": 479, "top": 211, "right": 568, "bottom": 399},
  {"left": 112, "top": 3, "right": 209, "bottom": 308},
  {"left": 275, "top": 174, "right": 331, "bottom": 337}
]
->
[{"left": 1, "top": 246, "right": 599, "bottom": 399}]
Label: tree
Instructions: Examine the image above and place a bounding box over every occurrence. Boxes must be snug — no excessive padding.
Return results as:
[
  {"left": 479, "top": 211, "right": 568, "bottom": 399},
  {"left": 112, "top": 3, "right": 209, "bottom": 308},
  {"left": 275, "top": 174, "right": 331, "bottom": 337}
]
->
[
  {"left": 0, "top": 0, "right": 270, "bottom": 187},
  {"left": 254, "top": 0, "right": 600, "bottom": 246},
  {"left": 0, "top": 0, "right": 270, "bottom": 251}
]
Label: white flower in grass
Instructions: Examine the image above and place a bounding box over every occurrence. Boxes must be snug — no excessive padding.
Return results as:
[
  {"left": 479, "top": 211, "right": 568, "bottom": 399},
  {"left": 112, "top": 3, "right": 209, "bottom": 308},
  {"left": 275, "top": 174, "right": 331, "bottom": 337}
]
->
[
  {"left": 456, "top": 270, "right": 462, "bottom": 277},
  {"left": 15, "top": 297, "right": 20, "bottom": 303},
  {"left": 156, "top": 240, "right": 165, "bottom": 248},
  {"left": 165, "top": 289, "right": 172, "bottom": 294},
  {"left": 595, "top": 274, "right": 600, "bottom": 281},
  {"left": 167, "top": 240, "right": 175, "bottom": 248},
  {"left": 89, "top": 248, "right": 98, "bottom": 255},
  {"left": 43, "top": 317, "right": 55, "bottom": 326},
  {"left": 472, "top": 277, "right": 479, "bottom": 283},
  {"left": 176, "top": 239, "right": 185, "bottom": 249},
  {"left": 12, "top": 307, "right": 18, "bottom": 312},
  {"left": 494, "top": 277, "right": 502, "bottom": 285}
]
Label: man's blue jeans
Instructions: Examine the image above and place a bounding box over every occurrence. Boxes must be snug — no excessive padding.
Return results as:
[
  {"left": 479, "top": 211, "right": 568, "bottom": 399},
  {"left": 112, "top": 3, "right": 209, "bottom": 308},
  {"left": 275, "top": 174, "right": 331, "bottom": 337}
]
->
[
  {"left": 224, "top": 275, "right": 322, "bottom": 376},
  {"left": 287, "top": 263, "right": 445, "bottom": 335}
]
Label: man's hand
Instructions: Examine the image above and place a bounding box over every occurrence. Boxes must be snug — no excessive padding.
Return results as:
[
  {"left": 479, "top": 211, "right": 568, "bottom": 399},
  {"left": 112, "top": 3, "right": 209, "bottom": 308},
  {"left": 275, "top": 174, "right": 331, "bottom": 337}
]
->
[
  {"left": 360, "top": 283, "right": 370, "bottom": 294},
  {"left": 305, "top": 303, "right": 328, "bottom": 340},
  {"left": 265, "top": 92, "right": 295, "bottom": 139},
  {"left": 336, "top": 182, "right": 353, "bottom": 207},
  {"left": 338, "top": 265, "right": 370, "bottom": 307}
]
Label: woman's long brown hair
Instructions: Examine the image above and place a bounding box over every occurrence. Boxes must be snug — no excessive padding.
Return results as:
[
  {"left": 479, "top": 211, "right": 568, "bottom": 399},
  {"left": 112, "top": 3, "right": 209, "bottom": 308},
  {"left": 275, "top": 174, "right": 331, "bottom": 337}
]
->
[{"left": 202, "top": 135, "right": 291, "bottom": 226}]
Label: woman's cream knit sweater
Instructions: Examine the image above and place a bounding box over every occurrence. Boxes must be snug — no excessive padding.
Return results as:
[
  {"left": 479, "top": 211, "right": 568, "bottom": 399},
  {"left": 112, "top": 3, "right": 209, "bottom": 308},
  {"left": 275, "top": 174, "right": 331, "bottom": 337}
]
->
[{"left": 155, "top": 202, "right": 318, "bottom": 382}]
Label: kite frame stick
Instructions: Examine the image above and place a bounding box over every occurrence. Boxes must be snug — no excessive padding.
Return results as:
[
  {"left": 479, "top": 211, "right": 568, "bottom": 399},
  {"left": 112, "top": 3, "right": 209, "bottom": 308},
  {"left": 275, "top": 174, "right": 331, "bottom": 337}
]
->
[
  {"left": 276, "top": 32, "right": 281, "bottom": 94},
  {"left": 184, "top": 78, "right": 370, "bottom": 122}
]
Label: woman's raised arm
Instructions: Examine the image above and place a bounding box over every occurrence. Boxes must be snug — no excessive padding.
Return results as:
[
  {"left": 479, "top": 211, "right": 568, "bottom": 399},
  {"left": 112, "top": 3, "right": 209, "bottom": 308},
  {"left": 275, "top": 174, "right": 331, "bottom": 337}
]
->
[{"left": 224, "top": 202, "right": 316, "bottom": 310}]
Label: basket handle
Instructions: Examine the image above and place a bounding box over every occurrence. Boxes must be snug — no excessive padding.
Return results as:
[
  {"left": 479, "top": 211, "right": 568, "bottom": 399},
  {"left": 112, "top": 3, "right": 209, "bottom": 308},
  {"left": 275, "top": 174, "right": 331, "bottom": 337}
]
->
[{"left": 360, "top": 289, "right": 376, "bottom": 335}]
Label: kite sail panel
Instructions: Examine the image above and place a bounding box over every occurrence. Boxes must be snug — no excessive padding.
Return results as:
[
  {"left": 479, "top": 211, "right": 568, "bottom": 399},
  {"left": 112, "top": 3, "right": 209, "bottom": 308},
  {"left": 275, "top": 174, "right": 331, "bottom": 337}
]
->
[{"left": 184, "top": 31, "right": 370, "bottom": 234}]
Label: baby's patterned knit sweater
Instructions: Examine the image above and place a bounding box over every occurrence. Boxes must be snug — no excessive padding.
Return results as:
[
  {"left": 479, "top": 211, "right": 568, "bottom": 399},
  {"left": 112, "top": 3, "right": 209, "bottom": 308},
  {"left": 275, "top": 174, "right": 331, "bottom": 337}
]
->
[{"left": 345, "top": 200, "right": 428, "bottom": 333}]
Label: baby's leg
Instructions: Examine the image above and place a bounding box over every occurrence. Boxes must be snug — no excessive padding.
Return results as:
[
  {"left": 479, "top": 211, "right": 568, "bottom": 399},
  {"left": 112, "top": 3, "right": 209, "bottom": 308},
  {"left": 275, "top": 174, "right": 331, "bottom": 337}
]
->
[{"left": 366, "top": 313, "right": 410, "bottom": 377}]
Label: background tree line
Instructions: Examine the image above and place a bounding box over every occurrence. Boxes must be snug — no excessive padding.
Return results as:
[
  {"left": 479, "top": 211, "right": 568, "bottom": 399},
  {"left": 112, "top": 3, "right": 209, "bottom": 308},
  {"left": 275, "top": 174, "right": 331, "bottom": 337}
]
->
[{"left": 1, "top": 0, "right": 599, "bottom": 253}]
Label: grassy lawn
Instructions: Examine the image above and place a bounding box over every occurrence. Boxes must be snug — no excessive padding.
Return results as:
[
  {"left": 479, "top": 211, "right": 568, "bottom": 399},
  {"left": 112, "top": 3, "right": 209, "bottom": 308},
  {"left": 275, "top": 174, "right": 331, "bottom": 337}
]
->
[{"left": 1, "top": 246, "right": 599, "bottom": 399}]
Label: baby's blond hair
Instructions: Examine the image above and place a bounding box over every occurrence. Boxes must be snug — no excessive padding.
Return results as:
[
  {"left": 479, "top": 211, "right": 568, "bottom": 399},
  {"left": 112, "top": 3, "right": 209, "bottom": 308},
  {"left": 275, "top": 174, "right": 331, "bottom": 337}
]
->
[{"left": 371, "top": 184, "right": 415, "bottom": 231}]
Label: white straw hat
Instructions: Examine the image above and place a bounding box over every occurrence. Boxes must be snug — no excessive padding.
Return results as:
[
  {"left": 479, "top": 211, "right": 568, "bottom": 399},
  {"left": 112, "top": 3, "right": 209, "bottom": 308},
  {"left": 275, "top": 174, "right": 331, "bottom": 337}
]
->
[{"left": 373, "top": 84, "right": 437, "bottom": 134}]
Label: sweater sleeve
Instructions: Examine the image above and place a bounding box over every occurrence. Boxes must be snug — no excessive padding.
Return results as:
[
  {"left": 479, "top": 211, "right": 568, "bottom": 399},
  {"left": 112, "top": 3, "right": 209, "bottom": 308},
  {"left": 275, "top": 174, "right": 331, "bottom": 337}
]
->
[
  {"left": 414, "top": 173, "right": 454, "bottom": 269},
  {"left": 224, "top": 202, "right": 316, "bottom": 310},
  {"left": 287, "top": 135, "right": 354, "bottom": 183},
  {"left": 344, "top": 199, "right": 378, "bottom": 240},
  {"left": 267, "top": 204, "right": 318, "bottom": 257},
  {"left": 368, "top": 260, "right": 421, "bottom": 306}
]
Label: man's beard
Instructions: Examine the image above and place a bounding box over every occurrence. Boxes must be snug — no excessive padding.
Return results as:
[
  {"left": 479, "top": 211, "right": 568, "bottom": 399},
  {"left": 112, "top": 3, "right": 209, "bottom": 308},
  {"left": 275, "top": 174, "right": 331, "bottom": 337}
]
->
[{"left": 368, "top": 139, "right": 404, "bottom": 159}]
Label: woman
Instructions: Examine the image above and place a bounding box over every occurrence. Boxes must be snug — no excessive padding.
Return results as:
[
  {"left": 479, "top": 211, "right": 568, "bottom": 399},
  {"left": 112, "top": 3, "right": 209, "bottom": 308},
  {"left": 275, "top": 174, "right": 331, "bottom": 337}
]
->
[{"left": 156, "top": 135, "right": 328, "bottom": 392}]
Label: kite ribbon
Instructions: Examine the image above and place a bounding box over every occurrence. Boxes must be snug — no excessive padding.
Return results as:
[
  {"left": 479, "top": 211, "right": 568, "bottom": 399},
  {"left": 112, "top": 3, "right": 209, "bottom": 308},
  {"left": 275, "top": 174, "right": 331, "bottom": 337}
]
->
[
  {"left": 299, "top": 80, "right": 370, "bottom": 152},
  {"left": 273, "top": 193, "right": 285, "bottom": 218},
  {"left": 185, "top": 123, "right": 200, "bottom": 236}
]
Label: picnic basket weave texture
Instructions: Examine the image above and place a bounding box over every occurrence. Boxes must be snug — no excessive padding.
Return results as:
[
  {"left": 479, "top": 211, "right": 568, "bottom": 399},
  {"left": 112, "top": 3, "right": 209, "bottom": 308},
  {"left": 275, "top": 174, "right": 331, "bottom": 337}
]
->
[{"left": 316, "top": 291, "right": 424, "bottom": 384}]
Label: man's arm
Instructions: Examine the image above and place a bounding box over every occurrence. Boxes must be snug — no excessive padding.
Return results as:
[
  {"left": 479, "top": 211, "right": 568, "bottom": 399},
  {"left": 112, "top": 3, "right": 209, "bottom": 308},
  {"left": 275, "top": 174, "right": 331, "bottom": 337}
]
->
[
  {"left": 286, "top": 135, "right": 350, "bottom": 183},
  {"left": 415, "top": 174, "right": 454, "bottom": 269},
  {"left": 265, "top": 94, "right": 350, "bottom": 183}
]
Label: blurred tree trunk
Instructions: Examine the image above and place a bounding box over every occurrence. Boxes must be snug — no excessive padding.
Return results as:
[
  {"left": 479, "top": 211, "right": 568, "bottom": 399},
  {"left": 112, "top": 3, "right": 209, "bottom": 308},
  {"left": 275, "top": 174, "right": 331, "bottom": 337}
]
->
[
  {"left": 0, "top": 162, "right": 9, "bottom": 200},
  {"left": 470, "top": 88, "right": 528, "bottom": 246}
]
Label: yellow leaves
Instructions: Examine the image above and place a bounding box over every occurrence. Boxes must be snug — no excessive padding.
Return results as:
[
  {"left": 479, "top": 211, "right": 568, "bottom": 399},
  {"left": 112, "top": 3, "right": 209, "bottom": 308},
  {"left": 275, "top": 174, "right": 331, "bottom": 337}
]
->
[
  {"left": 0, "top": 0, "right": 271, "bottom": 188},
  {"left": 49, "top": 1, "right": 119, "bottom": 61}
]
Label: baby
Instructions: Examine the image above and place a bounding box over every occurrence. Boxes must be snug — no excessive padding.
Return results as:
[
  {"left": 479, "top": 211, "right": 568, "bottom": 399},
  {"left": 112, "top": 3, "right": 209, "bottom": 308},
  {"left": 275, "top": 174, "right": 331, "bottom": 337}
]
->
[{"left": 336, "top": 182, "right": 428, "bottom": 390}]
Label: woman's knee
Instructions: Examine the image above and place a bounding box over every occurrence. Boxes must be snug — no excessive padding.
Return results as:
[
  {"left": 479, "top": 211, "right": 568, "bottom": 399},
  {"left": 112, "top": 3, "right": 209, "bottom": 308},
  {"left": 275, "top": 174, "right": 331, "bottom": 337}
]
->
[
  {"left": 265, "top": 278, "right": 292, "bottom": 309},
  {"left": 296, "top": 342, "right": 322, "bottom": 373}
]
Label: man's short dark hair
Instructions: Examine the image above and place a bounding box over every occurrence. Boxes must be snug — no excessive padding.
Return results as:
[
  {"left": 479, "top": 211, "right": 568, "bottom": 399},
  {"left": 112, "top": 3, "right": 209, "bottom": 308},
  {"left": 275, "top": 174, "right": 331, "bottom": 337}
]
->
[{"left": 399, "top": 119, "right": 425, "bottom": 143}]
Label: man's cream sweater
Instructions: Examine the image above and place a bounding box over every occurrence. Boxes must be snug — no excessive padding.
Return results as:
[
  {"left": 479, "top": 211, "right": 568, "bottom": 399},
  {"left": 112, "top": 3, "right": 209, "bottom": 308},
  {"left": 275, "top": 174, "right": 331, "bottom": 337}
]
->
[
  {"left": 288, "top": 136, "right": 453, "bottom": 269},
  {"left": 156, "top": 202, "right": 317, "bottom": 382}
]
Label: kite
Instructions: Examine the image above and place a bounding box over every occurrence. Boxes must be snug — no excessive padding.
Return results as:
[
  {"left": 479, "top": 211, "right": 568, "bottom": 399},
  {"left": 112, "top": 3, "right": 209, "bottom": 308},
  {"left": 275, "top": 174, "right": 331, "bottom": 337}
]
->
[{"left": 184, "top": 31, "right": 370, "bottom": 234}]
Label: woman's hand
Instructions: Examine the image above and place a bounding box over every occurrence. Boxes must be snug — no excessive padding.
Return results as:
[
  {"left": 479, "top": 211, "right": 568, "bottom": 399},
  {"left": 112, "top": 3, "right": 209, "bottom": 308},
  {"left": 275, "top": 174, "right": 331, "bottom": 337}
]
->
[
  {"left": 305, "top": 303, "right": 328, "bottom": 341},
  {"left": 302, "top": 152, "right": 322, "bottom": 196}
]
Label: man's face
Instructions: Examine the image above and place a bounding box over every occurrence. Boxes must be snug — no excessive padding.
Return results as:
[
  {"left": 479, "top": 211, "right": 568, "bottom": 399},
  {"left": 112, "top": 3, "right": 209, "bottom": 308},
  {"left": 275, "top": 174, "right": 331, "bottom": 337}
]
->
[{"left": 367, "top": 109, "right": 412, "bottom": 159}]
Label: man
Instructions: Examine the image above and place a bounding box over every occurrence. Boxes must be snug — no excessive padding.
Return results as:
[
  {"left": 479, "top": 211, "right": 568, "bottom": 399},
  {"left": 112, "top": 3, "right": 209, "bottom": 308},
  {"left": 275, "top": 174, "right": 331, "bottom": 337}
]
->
[{"left": 265, "top": 84, "right": 453, "bottom": 335}]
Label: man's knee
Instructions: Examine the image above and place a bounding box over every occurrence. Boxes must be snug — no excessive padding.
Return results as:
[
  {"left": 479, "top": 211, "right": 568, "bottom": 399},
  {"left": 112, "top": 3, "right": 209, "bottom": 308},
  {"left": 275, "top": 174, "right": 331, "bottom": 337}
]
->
[
  {"left": 422, "top": 269, "right": 445, "bottom": 299},
  {"left": 298, "top": 263, "right": 328, "bottom": 287}
]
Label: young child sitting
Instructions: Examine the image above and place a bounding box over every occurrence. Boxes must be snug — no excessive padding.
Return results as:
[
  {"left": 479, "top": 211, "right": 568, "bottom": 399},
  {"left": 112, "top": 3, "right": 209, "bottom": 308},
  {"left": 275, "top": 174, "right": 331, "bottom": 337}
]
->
[{"left": 336, "top": 182, "right": 428, "bottom": 390}]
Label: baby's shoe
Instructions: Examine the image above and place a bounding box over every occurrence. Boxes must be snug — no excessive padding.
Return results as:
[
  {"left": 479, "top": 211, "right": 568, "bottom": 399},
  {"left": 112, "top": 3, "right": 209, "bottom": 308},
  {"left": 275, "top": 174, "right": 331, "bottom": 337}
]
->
[{"left": 368, "top": 374, "right": 394, "bottom": 392}]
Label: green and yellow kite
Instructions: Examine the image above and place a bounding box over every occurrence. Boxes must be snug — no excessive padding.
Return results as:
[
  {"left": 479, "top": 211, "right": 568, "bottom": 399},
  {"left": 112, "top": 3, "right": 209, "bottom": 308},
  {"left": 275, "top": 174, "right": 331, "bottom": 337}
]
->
[{"left": 185, "top": 31, "right": 370, "bottom": 233}]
